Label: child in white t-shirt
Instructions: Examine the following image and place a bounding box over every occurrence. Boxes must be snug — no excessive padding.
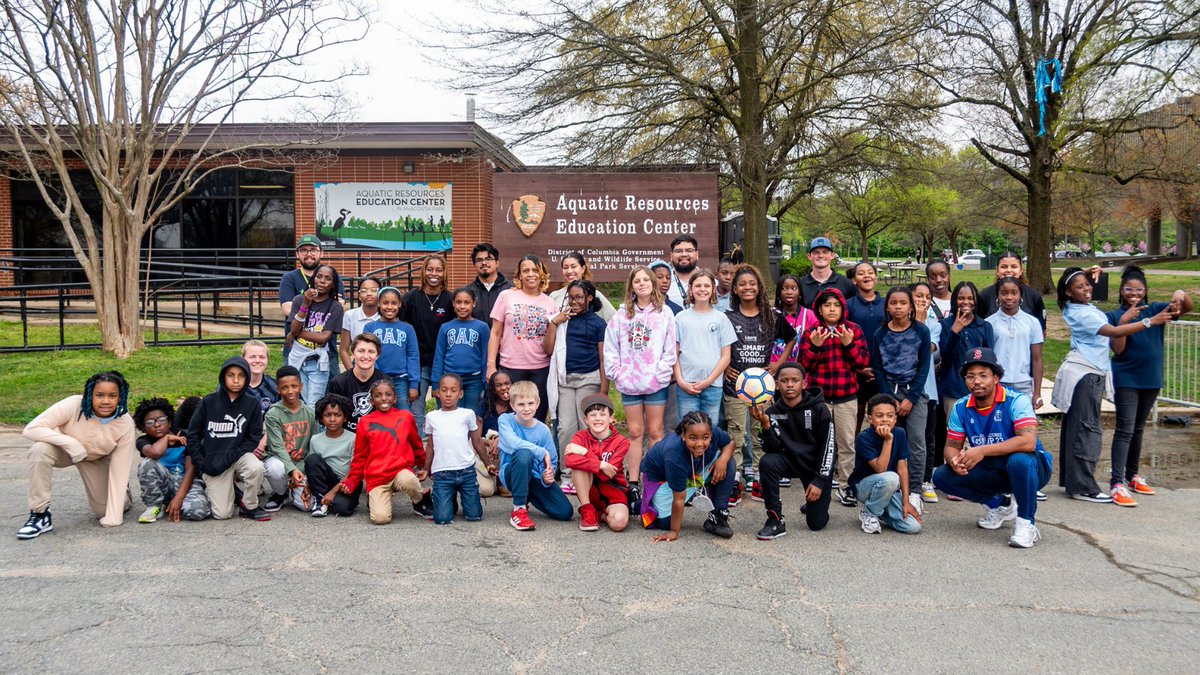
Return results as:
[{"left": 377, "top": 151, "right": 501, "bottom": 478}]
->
[{"left": 423, "top": 374, "right": 489, "bottom": 523}]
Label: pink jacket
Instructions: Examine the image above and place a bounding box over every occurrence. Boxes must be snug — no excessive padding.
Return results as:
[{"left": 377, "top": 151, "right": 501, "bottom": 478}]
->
[{"left": 603, "top": 303, "right": 677, "bottom": 395}]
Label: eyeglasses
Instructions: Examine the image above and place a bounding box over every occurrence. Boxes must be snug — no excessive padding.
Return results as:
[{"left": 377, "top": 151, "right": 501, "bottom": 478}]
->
[
  {"left": 144, "top": 416, "right": 170, "bottom": 427},
  {"left": 474, "top": 257, "right": 496, "bottom": 264},
  {"left": 672, "top": 248, "right": 697, "bottom": 254},
  {"left": 1121, "top": 287, "right": 1145, "bottom": 294}
]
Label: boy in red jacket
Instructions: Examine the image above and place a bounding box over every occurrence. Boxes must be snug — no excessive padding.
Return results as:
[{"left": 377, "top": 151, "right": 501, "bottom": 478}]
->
[
  {"left": 799, "top": 287, "right": 870, "bottom": 507},
  {"left": 339, "top": 379, "right": 434, "bottom": 524},
  {"left": 564, "top": 394, "right": 630, "bottom": 532}
]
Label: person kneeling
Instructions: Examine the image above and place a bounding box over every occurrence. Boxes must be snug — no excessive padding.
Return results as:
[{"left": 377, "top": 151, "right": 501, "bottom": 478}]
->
[
  {"left": 340, "top": 379, "right": 433, "bottom": 524},
  {"left": 748, "top": 362, "right": 834, "bottom": 540},
  {"left": 640, "top": 411, "right": 736, "bottom": 541},
  {"left": 851, "top": 394, "right": 922, "bottom": 535},
  {"left": 564, "top": 394, "right": 630, "bottom": 533},
  {"left": 933, "top": 348, "right": 1052, "bottom": 548},
  {"left": 498, "top": 382, "right": 573, "bottom": 531}
]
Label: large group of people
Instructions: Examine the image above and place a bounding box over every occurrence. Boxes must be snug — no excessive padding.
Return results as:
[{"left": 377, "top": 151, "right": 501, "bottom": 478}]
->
[{"left": 15, "top": 235, "right": 1192, "bottom": 551}]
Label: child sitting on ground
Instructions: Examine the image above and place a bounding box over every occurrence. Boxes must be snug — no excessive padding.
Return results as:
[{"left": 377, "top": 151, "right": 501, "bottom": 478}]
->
[
  {"left": 134, "top": 397, "right": 211, "bottom": 523},
  {"left": 748, "top": 362, "right": 834, "bottom": 540},
  {"left": 850, "top": 394, "right": 922, "bottom": 535},
  {"left": 564, "top": 393, "right": 630, "bottom": 532},
  {"left": 339, "top": 379, "right": 434, "bottom": 524},
  {"left": 498, "top": 381, "right": 574, "bottom": 530},
  {"left": 423, "top": 374, "right": 489, "bottom": 524},
  {"left": 639, "top": 411, "right": 736, "bottom": 541},
  {"left": 307, "top": 394, "right": 358, "bottom": 518},
  {"left": 263, "top": 366, "right": 316, "bottom": 512}
]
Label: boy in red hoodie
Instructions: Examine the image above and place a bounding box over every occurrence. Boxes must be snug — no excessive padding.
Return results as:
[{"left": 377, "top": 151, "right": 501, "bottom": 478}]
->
[
  {"left": 564, "top": 394, "right": 631, "bottom": 532},
  {"left": 799, "top": 287, "right": 869, "bottom": 507},
  {"left": 339, "top": 379, "right": 434, "bottom": 524}
]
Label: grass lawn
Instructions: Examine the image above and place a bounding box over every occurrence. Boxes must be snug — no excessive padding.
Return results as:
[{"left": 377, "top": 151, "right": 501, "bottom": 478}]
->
[{"left": 1141, "top": 259, "right": 1200, "bottom": 273}]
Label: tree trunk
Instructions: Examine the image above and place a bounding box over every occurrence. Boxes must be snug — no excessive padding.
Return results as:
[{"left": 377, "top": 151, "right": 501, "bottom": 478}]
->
[
  {"left": 734, "top": 0, "right": 770, "bottom": 286},
  {"left": 1147, "top": 207, "right": 1161, "bottom": 255},
  {"left": 94, "top": 207, "right": 144, "bottom": 358},
  {"left": 1025, "top": 145, "right": 1054, "bottom": 294},
  {"left": 860, "top": 230, "right": 870, "bottom": 261}
]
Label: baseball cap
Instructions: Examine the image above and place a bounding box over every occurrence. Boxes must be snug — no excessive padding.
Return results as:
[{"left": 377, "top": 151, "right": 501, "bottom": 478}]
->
[
  {"left": 808, "top": 237, "right": 834, "bottom": 252},
  {"left": 580, "top": 393, "right": 614, "bottom": 414},
  {"left": 296, "top": 234, "right": 323, "bottom": 250},
  {"left": 959, "top": 347, "right": 1005, "bottom": 379}
]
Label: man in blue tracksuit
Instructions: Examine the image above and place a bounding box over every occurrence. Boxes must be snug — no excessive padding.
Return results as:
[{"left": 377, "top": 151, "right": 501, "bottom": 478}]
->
[{"left": 933, "top": 348, "right": 1052, "bottom": 548}]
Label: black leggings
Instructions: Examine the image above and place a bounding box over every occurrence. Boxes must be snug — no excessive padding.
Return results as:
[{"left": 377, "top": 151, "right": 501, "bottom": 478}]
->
[
  {"left": 305, "top": 454, "right": 360, "bottom": 517},
  {"left": 501, "top": 365, "right": 551, "bottom": 422},
  {"left": 925, "top": 399, "right": 944, "bottom": 482},
  {"left": 1111, "top": 387, "right": 1158, "bottom": 486}
]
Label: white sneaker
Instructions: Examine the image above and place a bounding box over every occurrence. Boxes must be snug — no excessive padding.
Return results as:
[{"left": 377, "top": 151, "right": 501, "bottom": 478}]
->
[
  {"left": 138, "top": 505, "right": 162, "bottom": 523},
  {"left": 1008, "top": 517, "right": 1041, "bottom": 548},
  {"left": 859, "top": 506, "right": 881, "bottom": 534},
  {"left": 908, "top": 492, "right": 923, "bottom": 516},
  {"left": 977, "top": 499, "right": 1018, "bottom": 530},
  {"left": 290, "top": 487, "right": 308, "bottom": 511},
  {"left": 921, "top": 482, "right": 939, "bottom": 503}
]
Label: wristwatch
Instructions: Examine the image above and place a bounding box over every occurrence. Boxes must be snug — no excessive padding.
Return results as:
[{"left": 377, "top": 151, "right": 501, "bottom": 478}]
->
[{"left": 1141, "top": 318, "right": 1152, "bottom": 329}]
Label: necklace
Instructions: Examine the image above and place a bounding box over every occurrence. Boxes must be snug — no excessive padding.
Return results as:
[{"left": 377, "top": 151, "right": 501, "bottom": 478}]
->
[{"left": 423, "top": 289, "right": 441, "bottom": 312}]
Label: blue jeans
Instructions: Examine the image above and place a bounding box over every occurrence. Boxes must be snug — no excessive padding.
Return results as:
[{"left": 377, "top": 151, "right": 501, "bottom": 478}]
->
[
  {"left": 502, "top": 447, "right": 573, "bottom": 520},
  {"left": 857, "top": 471, "right": 921, "bottom": 533},
  {"left": 456, "top": 374, "right": 484, "bottom": 414},
  {"left": 391, "top": 375, "right": 412, "bottom": 403},
  {"left": 933, "top": 450, "right": 1051, "bottom": 523},
  {"left": 298, "top": 357, "right": 330, "bottom": 411},
  {"left": 677, "top": 383, "right": 723, "bottom": 423},
  {"left": 411, "top": 365, "right": 432, "bottom": 438},
  {"left": 432, "top": 466, "right": 482, "bottom": 524}
]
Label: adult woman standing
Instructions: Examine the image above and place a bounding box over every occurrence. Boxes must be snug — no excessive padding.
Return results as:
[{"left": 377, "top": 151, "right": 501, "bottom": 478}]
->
[
  {"left": 400, "top": 255, "right": 453, "bottom": 436},
  {"left": 1106, "top": 265, "right": 1193, "bottom": 505},
  {"left": 549, "top": 252, "right": 617, "bottom": 321},
  {"left": 488, "top": 255, "right": 559, "bottom": 422},
  {"left": 977, "top": 253, "right": 1047, "bottom": 330}
]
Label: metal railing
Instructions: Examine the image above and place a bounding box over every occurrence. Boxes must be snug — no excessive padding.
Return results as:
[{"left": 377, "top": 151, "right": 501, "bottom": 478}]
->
[{"left": 1161, "top": 320, "right": 1200, "bottom": 408}]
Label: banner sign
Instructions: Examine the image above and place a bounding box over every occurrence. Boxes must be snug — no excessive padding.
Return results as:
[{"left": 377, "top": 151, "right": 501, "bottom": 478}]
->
[
  {"left": 492, "top": 173, "right": 719, "bottom": 281},
  {"left": 314, "top": 182, "right": 452, "bottom": 251}
]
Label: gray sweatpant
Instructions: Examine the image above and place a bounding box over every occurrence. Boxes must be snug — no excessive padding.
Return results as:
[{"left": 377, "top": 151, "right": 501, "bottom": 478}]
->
[{"left": 904, "top": 395, "right": 929, "bottom": 494}]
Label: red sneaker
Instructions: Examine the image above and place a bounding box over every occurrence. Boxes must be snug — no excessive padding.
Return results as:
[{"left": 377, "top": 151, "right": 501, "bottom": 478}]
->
[
  {"left": 750, "top": 480, "right": 764, "bottom": 502},
  {"left": 509, "top": 507, "right": 535, "bottom": 531},
  {"left": 728, "top": 481, "right": 743, "bottom": 507},
  {"left": 1129, "top": 475, "right": 1155, "bottom": 495},
  {"left": 579, "top": 503, "right": 600, "bottom": 531}
]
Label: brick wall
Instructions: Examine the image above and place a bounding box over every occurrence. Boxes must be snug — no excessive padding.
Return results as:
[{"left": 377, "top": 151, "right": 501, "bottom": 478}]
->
[
  {"left": 0, "top": 175, "right": 11, "bottom": 287},
  {"left": 294, "top": 153, "right": 497, "bottom": 289}
]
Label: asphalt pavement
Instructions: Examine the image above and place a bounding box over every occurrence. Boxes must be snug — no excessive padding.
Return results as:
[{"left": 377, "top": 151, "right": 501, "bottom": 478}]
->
[{"left": 0, "top": 429, "right": 1197, "bottom": 673}]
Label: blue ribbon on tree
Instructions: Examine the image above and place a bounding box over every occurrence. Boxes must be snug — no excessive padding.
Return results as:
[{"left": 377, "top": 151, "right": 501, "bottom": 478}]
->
[{"left": 1035, "top": 58, "right": 1062, "bottom": 136}]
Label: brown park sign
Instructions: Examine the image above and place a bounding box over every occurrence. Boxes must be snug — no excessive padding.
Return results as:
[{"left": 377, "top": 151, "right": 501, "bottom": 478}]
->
[{"left": 493, "top": 172, "right": 720, "bottom": 282}]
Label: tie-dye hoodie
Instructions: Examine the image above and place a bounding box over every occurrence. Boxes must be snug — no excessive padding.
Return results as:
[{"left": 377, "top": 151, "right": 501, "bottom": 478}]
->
[{"left": 603, "top": 302, "right": 678, "bottom": 396}]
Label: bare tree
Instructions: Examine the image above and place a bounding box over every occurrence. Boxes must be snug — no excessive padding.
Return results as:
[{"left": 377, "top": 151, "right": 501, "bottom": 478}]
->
[
  {"left": 921, "top": 0, "right": 1200, "bottom": 292},
  {"left": 0, "top": 0, "right": 368, "bottom": 357},
  {"left": 438, "top": 0, "right": 934, "bottom": 275}
]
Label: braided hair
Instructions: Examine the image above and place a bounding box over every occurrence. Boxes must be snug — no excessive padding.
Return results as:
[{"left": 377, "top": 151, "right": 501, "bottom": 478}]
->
[
  {"left": 674, "top": 410, "right": 713, "bottom": 437},
  {"left": 481, "top": 370, "right": 513, "bottom": 416},
  {"left": 80, "top": 371, "right": 130, "bottom": 420},
  {"left": 133, "top": 397, "right": 175, "bottom": 432},
  {"left": 567, "top": 279, "right": 602, "bottom": 313}
]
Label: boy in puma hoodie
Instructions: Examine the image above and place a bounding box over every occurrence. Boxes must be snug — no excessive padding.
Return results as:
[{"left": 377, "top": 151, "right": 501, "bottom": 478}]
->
[
  {"left": 798, "top": 287, "right": 869, "bottom": 506},
  {"left": 186, "top": 357, "right": 269, "bottom": 521},
  {"left": 749, "top": 362, "right": 835, "bottom": 539}
]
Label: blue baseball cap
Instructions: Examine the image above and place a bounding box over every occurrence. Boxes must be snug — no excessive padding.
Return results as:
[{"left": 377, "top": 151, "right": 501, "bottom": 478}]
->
[{"left": 808, "top": 237, "right": 834, "bottom": 252}]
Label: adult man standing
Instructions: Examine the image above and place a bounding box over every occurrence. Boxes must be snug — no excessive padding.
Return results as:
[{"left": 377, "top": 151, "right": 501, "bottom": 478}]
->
[
  {"left": 799, "top": 237, "right": 856, "bottom": 309},
  {"left": 665, "top": 235, "right": 700, "bottom": 309},
  {"left": 932, "top": 348, "right": 1052, "bottom": 548},
  {"left": 278, "top": 235, "right": 346, "bottom": 372},
  {"left": 467, "top": 243, "right": 511, "bottom": 323}
]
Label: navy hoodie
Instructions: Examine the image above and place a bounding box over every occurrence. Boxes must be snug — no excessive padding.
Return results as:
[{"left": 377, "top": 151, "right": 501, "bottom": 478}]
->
[{"left": 186, "top": 357, "right": 264, "bottom": 477}]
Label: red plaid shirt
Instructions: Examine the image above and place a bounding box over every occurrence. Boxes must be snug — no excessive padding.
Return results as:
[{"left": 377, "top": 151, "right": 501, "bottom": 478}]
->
[{"left": 799, "top": 322, "right": 870, "bottom": 402}]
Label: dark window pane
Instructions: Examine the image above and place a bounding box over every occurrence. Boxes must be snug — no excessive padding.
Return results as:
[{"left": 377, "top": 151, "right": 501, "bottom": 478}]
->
[
  {"left": 181, "top": 199, "right": 236, "bottom": 248},
  {"left": 147, "top": 207, "right": 182, "bottom": 249},
  {"left": 187, "top": 169, "right": 236, "bottom": 198},
  {"left": 238, "top": 169, "right": 293, "bottom": 198},
  {"left": 239, "top": 198, "right": 294, "bottom": 249}
]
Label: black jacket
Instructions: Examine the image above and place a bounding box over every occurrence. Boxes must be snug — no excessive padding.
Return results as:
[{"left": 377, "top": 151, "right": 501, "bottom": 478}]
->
[
  {"left": 468, "top": 272, "right": 512, "bottom": 324},
  {"left": 760, "top": 387, "right": 835, "bottom": 490},
  {"left": 800, "top": 271, "right": 857, "bottom": 311},
  {"left": 186, "top": 357, "right": 264, "bottom": 476}
]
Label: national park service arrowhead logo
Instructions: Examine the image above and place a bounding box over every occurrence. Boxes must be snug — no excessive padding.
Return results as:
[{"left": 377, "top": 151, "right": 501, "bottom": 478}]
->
[{"left": 512, "top": 194, "right": 546, "bottom": 237}]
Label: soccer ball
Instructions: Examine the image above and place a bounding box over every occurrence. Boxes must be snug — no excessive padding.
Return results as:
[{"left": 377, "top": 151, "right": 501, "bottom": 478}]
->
[{"left": 735, "top": 367, "right": 775, "bottom": 406}]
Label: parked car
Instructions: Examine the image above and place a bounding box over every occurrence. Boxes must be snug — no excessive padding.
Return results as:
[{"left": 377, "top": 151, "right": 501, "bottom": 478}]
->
[
  {"left": 961, "top": 249, "right": 985, "bottom": 259},
  {"left": 1096, "top": 251, "right": 1132, "bottom": 258}
]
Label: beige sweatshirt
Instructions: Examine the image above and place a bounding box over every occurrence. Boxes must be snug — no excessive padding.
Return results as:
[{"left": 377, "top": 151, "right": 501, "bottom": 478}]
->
[{"left": 23, "top": 395, "right": 137, "bottom": 526}]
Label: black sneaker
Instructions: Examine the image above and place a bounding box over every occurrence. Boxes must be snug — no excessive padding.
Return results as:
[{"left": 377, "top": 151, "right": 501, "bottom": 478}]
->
[
  {"left": 838, "top": 485, "right": 857, "bottom": 507},
  {"left": 239, "top": 504, "right": 271, "bottom": 521},
  {"left": 728, "top": 480, "right": 744, "bottom": 507},
  {"left": 779, "top": 476, "right": 792, "bottom": 488},
  {"left": 16, "top": 510, "right": 52, "bottom": 540},
  {"left": 626, "top": 482, "right": 642, "bottom": 517},
  {"left": 703, "top": 509, "right": 734, "bottom": 538},
  {"left": 413, "top": 490, "right": 435, "bottom": 520},
  {"left": 757, "top": 511, "right": 787, "bottom": 540},
  {"left": 263, "top": 493, "right": 286, "bottom": 513}
]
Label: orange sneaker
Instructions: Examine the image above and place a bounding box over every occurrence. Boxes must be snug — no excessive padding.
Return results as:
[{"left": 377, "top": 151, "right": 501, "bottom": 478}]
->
[
  {"left": 1129, "top": 475, "right": 1156, "bottom": 495},
  {"left": 1110, "top": 484, "right": 1137, "bottom": 508}
]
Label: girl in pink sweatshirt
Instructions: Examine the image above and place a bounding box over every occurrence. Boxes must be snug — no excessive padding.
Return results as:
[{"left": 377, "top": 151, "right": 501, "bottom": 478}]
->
[
  {"left": 604, "top": 265, "right": 677, "bottom": 496},
  {"left": 18, "top": 371, "right": 136, "bottom": 540}
]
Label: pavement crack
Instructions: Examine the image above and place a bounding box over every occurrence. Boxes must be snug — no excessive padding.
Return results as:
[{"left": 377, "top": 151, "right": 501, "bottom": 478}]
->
[{"left": 1042, "top": 520, "right": 1200, "bottom": 602}]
